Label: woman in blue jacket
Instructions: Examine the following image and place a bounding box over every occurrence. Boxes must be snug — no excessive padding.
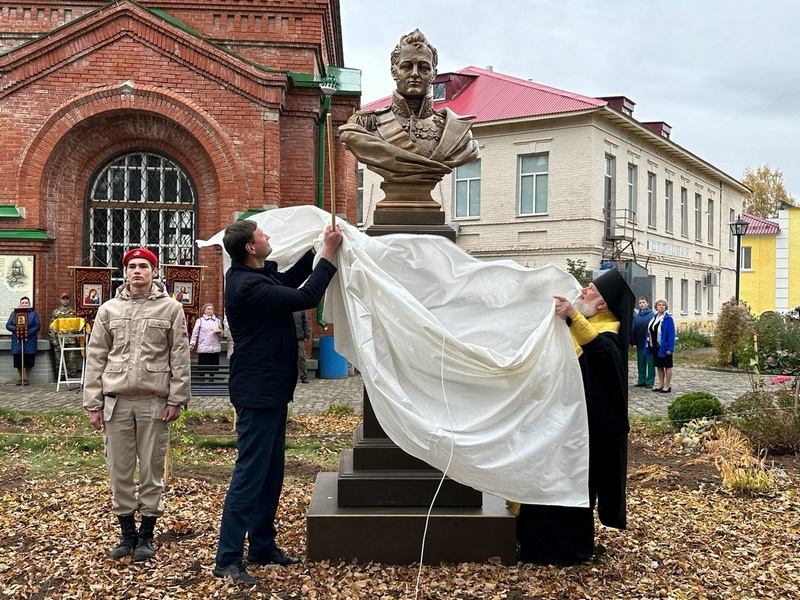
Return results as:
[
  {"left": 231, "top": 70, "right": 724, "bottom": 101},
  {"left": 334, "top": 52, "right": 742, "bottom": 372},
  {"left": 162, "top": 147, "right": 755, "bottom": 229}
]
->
[
  {"left": 645, "top": 298, "right": 675, "bottom": 393},
  {"left": 5, "top": 296, "right": 41, "bottom": 385}
]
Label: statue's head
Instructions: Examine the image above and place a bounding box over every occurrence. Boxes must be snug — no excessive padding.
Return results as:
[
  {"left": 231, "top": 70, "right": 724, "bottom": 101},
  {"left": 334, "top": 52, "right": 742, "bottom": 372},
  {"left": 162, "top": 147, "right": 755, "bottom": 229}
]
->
[{"left": 390, "top": 29, "right": 438, "bottom": 99}]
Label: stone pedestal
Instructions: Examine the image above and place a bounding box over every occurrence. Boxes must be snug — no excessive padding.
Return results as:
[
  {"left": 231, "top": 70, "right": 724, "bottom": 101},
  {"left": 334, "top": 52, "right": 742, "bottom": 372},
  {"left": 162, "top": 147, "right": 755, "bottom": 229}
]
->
[
  {"left": 307, "top": 472, "right": 516, "bottom": 564},
  {"left": 306, "top": 388, "right": 517, "bottom": 564},
  {"left": 306, "top": 207, "right": 516, "bottom": 564}
]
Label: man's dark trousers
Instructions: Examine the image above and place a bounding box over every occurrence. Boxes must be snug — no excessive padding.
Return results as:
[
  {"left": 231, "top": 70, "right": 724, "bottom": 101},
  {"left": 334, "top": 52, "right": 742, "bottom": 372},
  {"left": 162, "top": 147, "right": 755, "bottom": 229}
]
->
[{"left": 215, "top": 405, "right": 288, "bottom": 568}]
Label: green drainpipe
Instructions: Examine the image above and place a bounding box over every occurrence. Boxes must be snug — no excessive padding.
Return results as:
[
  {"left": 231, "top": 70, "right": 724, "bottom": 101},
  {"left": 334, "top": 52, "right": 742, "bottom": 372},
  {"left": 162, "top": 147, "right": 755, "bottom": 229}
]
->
[{"left": 315, "top": 91, "right": 333, "bottom": 328}]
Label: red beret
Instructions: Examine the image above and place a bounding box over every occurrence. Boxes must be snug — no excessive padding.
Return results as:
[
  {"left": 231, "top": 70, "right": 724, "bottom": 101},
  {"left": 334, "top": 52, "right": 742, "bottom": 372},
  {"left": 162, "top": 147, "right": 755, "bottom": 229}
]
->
[{"left": 122, "top": 248, "right": 158, "bottom": 268}]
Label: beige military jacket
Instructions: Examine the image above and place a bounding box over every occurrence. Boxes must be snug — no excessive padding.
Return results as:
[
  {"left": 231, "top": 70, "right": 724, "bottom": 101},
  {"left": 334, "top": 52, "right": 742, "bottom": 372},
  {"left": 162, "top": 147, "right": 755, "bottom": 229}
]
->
[{"left": 82, "top": 281, "right": 191, "bottom": 411}]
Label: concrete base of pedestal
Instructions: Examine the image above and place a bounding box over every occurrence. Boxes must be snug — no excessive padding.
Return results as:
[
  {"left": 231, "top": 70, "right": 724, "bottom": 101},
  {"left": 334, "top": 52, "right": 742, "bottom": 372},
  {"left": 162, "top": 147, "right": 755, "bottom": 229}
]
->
[{"left": 306, "top": 472, "right": 517, "bottom": 565}]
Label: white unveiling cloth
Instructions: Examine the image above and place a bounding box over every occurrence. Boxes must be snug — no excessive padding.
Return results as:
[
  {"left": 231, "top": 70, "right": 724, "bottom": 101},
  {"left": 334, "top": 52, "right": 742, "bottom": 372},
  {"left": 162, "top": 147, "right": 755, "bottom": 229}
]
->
[{"left": 198, "top": 205, "right": 589, "bottom": 506}]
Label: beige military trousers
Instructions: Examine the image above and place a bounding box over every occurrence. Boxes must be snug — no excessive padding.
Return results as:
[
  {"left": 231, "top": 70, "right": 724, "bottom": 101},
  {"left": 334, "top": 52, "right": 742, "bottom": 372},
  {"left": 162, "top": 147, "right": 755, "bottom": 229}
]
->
[{"left": 102, "top": 395, "right": 170, "bottom": 517}]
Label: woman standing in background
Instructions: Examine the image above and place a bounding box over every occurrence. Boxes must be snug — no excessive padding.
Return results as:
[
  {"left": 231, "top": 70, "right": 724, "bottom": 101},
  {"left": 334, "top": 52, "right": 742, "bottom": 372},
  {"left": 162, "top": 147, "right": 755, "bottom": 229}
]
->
[
  {"left": 646, "top": 299, "right": 675, "bottom": 393},
  {"left": 5, "top": 296, "right": 40, "bottom": 385},
  {"left": 190, "top": 303, "right": 223, "bottom": 366}
]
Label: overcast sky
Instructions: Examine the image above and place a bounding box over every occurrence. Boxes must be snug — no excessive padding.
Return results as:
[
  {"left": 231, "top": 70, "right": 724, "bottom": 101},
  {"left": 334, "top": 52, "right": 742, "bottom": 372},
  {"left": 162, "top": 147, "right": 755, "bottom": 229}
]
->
[{"left": 340, "top": 0, "right": 800, "bottom": 199}]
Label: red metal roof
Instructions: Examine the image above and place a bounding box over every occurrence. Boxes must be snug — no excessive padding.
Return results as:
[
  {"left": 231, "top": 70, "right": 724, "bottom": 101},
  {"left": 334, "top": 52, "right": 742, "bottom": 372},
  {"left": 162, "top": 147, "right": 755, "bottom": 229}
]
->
[
  {"left": 742, "top": 212, "right": 780, "bottom": 235},
  {"left": 362, "top": 66, "right": 607, "bottom": 123}
]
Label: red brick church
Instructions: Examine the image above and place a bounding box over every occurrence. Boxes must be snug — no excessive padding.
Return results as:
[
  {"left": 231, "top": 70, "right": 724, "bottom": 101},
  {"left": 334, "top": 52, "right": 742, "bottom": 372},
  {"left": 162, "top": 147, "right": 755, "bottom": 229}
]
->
[{"left": 0, "top": 0, "right": 359, "bottom": 329}]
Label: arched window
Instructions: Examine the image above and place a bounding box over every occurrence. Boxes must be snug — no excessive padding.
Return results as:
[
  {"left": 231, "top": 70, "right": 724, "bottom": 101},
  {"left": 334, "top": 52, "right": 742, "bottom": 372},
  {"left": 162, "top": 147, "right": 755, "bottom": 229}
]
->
[{"left": 87, "top": 150, "right": 197, "bottom": 289}]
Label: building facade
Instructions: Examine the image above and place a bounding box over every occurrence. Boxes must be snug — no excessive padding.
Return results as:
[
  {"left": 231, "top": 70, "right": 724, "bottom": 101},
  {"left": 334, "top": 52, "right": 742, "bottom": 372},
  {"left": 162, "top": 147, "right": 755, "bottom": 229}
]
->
[
  {"left": 1, "top": 0, "right": 358, "bottom": 334},
  {"left": 740, "top": 207, "right": 800, "bottom": 315},
  {"left": 358, "top": 67, "right": 749, "bottom": 329}
]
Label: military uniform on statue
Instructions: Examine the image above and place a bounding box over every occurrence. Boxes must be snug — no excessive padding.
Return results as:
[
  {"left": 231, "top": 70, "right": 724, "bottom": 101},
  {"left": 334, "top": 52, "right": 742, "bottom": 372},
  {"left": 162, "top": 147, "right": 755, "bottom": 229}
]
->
[{"left": 340, "top": 90, "right": 478, "bottom": 184}]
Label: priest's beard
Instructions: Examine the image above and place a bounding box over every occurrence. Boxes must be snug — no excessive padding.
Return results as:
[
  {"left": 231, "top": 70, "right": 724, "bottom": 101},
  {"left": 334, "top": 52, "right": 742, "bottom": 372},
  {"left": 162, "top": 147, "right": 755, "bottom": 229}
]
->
[{"left": 573, "top": 296, "right": 604, "bottom": 318}]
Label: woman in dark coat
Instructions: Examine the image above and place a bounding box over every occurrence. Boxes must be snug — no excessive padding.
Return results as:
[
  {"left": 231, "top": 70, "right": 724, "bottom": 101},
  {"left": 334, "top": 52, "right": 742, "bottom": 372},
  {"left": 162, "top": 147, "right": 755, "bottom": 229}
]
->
[{"left": 5, "top": 296, "right": 41, "bottom": 385}]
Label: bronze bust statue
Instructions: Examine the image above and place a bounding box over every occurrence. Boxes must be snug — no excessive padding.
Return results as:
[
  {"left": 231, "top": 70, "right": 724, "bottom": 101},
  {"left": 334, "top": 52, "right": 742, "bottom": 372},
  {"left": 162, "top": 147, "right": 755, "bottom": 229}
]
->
[{"left": 340, "top": 29, "right": 479, "bottom": 227}]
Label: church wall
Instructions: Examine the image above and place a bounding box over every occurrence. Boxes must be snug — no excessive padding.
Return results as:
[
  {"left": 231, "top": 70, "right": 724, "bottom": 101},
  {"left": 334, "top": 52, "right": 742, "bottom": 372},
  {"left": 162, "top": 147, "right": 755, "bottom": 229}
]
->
[
  {"left": 0, "top": 0, "right": 356, "bottom": 352},
  {"left": 0, "top": 2, "right": 341, "bottom": 71}
]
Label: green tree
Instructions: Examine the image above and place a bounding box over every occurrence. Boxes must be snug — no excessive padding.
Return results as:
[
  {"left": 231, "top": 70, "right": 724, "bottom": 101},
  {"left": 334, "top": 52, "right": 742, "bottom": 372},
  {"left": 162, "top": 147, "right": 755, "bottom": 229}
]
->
[
  {"left": 565, "top": 258, "right": 591, "bottom": 287},
  {"left": 742, "top": 165, "right": 796, "bottom": 218}
]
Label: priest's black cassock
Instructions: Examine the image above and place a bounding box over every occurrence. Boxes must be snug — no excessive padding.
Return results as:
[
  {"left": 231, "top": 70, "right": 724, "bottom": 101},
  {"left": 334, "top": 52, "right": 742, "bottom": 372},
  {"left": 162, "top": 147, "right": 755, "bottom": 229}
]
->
[{"left": 517, "top": 268, "right": 634, "bottom": 566}]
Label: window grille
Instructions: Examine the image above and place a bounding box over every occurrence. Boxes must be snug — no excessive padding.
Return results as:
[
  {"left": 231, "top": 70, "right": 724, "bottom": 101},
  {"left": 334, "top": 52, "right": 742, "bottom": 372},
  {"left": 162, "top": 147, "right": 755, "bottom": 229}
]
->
[{"left": 87, "top": 151, "right": 197, "bottom": 292}]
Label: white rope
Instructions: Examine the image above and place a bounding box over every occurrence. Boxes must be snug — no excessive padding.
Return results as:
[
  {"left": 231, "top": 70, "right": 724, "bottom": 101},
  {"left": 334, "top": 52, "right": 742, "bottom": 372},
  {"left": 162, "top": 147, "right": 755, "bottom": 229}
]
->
[{"left": 414, "top": 328, "right": 455, "bottom": 599}]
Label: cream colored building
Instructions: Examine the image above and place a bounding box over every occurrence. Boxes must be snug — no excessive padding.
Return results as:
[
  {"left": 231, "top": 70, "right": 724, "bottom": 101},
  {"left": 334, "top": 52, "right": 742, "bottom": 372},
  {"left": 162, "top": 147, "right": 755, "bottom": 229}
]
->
[{"left": 356, "top": 67, "right": 749, "bottom": 328}]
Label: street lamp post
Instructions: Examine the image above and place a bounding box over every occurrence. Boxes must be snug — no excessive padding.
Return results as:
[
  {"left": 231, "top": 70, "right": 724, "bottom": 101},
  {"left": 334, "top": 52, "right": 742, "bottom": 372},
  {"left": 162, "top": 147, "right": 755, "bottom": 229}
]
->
[{"left": 729, "top": 215, "right": 749, "bottom": 303}]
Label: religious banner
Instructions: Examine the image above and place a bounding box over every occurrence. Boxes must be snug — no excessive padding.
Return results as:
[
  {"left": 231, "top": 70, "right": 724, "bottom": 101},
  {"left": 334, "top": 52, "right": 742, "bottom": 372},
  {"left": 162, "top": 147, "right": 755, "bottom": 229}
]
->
[
  {"left": 70, "top": 267, "right": 115, "bottom": 325},
  {"left": 13, "top": 306, "right": 28, "bottom": 338},
  {"left": 0, "top": 255, "right": 34, "bottom": 334},
  {"left": 163, "top": 264, "right": 203, "bottom": 333}
]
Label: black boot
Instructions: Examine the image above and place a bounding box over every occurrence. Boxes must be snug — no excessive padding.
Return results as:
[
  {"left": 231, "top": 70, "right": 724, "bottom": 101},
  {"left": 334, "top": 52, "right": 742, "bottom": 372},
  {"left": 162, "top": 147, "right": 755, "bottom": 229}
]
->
[
  {"left": 109, "top": 514, "right": 138, "bottom": 560},
  {"left": 133, "top": 516, "right": 157, "bottom": 561}
]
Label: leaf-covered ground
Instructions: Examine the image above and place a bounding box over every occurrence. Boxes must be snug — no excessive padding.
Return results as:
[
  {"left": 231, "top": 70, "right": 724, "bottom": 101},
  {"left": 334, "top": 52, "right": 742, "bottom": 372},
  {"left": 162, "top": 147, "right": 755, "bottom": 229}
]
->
[{"left": 1, "top": 414, "right": 799, "bottom": 599}]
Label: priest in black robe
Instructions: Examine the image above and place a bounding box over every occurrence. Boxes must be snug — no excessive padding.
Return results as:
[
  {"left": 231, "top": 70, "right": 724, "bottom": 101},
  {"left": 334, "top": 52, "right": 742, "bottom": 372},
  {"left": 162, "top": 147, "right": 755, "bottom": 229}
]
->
[{"left": 517, "top": 268, "right": 635, "bottom": 566}]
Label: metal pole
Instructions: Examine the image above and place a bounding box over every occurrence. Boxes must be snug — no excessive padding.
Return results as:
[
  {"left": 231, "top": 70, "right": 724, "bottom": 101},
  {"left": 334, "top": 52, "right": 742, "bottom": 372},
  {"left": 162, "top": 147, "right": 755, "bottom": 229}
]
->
[
  {"left": 732, "top": 232, "right": 742, "bottom": 367},
  {"left": 326, "top": 112, "right": 336, "bottom": 229},
  {"left": 735, "top": 233, "right": 742, "bottom": 303}
]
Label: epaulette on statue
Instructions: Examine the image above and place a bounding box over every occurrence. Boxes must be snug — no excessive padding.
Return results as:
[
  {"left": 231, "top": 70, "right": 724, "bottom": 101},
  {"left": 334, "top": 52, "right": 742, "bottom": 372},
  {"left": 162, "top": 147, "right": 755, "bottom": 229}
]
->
[{"left": 347, "top": 107, "right": 389, "bottom": 132}]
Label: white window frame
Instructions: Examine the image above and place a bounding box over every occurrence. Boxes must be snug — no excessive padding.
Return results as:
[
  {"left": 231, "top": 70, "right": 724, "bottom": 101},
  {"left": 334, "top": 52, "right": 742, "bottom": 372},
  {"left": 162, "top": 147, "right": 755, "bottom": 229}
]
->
[
  {"left": 680, "top": 279, "right": 688, "bottom": 315},
  {"left": 356, "top": 168, "right": 364, "bottom": 225},
  {"left": 707, "top": 198, "right": 714, "bottom": 246},
  {"left": 518, "top": 153, "right": 549, "bottom": 215},
  {"left": 604, "top": 154, "right": 616, "bottom": 209},
  {"left": 665, "top": 277, "right": 673, "bottom": 310},
  {"left": 729, "top": 208, "right": 736, "bottom": 250},
  {"left": 665, "top": 180, "right": 674, "bottom": 234},
  {"left": 741, "top": 246, "right": 753, "bottom": 270},
  {"left": 453, "top": 160, "right": 481, "bottom": 219},
  {"left": 694, "top": 280, "right": 702, "bottom": 314},
  {"left": 694, "top": 193, "right": 703, "bottom": 241},
  {"left": 647, "top": 172, "right": 657, "bottom": 228},
  {"left": 680, "top": 187, "right": 689, "bottom": 237},
  {"left": 627, "top": 164, "right": 638, "bottom": 223}
]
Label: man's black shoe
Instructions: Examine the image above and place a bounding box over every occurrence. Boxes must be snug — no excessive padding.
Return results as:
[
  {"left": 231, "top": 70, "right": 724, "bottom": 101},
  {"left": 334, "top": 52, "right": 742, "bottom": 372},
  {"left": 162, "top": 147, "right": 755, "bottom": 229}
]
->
[
  {"left": 213, "top": 562, "right": 258, "bottom": 585},
  {"left": 247, "top": 549, "right": 301, "bottom": 566},
  {"left": 300, "top": 376, "right": 309, "bottom": 384}
]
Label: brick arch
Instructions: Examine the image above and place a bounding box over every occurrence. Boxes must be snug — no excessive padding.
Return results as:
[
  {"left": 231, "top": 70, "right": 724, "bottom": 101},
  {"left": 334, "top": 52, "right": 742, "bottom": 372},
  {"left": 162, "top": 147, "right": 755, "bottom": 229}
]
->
[
  {"left": 15, "top": 83, "right": 251, "bottom": 226},
  {"left": 18, "top": 84, "right": 251, "bottom": 313}
]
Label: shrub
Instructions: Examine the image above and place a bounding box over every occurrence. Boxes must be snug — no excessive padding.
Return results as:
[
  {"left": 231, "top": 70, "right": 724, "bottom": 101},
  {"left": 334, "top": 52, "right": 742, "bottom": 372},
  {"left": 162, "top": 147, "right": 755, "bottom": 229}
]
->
[
  {"left": 675, "top": 326, "right": 713, "bottom": 350},
  {"left": 667, "top": 391, "right": 725, "bottom": 425},
  {"left": 727, "top": 390, "right": 800, "bottom": 454},
  {"left": 714, "top": 297, "right": 753, "bottom": 366},
  {"left": 745, "top": 311, "right": 800, "bottom": 375}
]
